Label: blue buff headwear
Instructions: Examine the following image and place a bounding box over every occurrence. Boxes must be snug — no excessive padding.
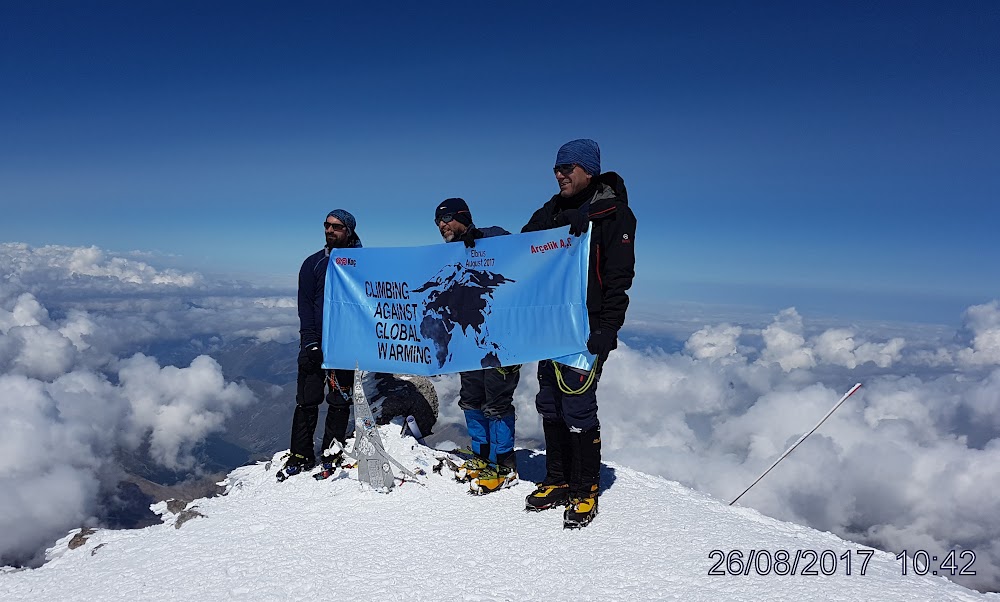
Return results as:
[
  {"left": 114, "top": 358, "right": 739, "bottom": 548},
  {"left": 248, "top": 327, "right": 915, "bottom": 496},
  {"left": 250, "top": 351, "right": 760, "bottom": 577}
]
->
[
  {"left": 555, "top": 138, "right": 601, "bottom": 176},
  {"left": 326, "top": 209, "right": 357, "bottom": 235}
]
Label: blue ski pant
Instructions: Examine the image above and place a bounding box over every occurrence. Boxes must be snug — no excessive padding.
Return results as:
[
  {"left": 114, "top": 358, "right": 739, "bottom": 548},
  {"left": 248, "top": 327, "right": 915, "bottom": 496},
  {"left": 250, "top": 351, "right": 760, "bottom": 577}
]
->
[{"left": 459, "top": 368, "right": 519, "bottom": 467}]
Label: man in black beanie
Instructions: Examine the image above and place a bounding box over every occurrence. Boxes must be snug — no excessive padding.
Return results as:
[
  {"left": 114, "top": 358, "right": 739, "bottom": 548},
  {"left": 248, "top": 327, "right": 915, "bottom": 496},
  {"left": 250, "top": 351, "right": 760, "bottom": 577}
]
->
[
  {"left": 433, "top": 197, "right": 521, "bottom": 494},
  {"left": 434, "top": 196, "right": 485, "bottom": 247},
  {"left": 521, "top": 139, "right": 636, "bottom": 528},
  {"left": 278, "top": 209, "right": 363, "bottom": 481}
]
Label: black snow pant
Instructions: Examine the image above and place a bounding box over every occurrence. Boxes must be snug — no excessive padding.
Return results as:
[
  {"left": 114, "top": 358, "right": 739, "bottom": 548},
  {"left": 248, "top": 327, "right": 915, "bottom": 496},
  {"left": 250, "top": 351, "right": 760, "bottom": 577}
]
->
[
  {"left": 534, "top": 359, "right": 603, "bottom": 496},
  {"left": 457, "top": 368, "right": 519, "bottom": 418},
  {"left": 290, "top": 360, "right": 354, "bottom": 463}
]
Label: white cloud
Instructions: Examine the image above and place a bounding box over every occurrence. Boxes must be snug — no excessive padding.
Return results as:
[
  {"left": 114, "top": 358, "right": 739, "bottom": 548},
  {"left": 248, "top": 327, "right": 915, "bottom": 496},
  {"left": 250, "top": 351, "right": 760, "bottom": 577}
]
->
[
  {"left": 684, "top": 323, "right": 742, "bottom": 360},
  {"left": 5, "top": 325, "right": 77, "bottom": 380},
  {"left": 854, "top": 337, "right": 906, "bottom": 368},
  {"left": 0, "top": 244, "right": 262, "bottom": 567},
  {"left": 0, "top": 464, "right": 100, "bottom": 566},
  {"left": 234, "top": 326, "right": 298, "bottom": 344},
  {"left": 0, "top": 243, "right": 204, "bottom": 294},
  {"left": 253, "top": 297, "right": 296, "bottom": 309},
  {"left": 57, "top": 309, "right": 97, "bottom": 351},
  {"left": 118, "top": 354, "right": 253, "bottom": 470},
  {"left": 64, "top": 245, "right": 201, "bottom": 286},
  {"left": 0, "top": 293, "right": 48, "bottom": 333},
  {"left": 812, "top": 328, "right": 858, "bottom": 366},
  {"left": 957, "top": 301, "right": 1000, "bottom": 366},
  {"left": 0, "top": 371, "right": 119, "bottom": 565},
  {"left": 591, "top": 305, "right": 1000, "bottom": 591},
  {"left": 757, "top": 308, "right": 816, "bottom": 371}
]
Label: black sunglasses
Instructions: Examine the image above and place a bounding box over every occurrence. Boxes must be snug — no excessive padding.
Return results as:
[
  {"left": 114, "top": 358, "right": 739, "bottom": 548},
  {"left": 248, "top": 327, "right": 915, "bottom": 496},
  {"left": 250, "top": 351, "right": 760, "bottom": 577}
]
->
[
  {"left": 323, "top": 221, "right": 348, "bottom": 232},
  {"left": 434, "top": 210, "right": 468, "bottom": 225},
  {"left": 553, "top": 163, "right": 577, "bottom": 176}
]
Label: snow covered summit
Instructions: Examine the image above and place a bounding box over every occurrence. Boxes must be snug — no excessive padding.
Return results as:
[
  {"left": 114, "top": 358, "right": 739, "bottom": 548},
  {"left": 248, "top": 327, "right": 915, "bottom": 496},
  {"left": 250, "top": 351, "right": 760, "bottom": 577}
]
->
[{"left": 1, "top": 423, "right": 994, "bottom": 602}]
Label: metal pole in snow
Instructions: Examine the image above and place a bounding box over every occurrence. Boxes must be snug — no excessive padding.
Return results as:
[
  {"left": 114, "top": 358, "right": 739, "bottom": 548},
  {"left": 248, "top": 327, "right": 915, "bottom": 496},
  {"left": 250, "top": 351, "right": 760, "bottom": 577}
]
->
[{"left": 729, "top": 383, "right": 862, "bottom": 506}]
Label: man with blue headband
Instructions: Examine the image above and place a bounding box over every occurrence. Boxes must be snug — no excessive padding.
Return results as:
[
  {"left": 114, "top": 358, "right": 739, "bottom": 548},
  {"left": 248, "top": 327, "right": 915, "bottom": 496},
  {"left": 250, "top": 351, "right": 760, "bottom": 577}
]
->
[
  {"left": 278, "top": 209, "right": 363, "bottom": 481},
  {"left": 521, "top": 139, "right": 637, "bottom": 528}
]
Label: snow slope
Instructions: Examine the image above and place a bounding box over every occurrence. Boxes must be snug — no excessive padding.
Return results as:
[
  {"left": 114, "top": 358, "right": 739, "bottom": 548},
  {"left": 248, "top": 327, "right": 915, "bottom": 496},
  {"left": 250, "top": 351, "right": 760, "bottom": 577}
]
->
[{"left": 1, "top": 424, "right": 994, "bottom": 602}]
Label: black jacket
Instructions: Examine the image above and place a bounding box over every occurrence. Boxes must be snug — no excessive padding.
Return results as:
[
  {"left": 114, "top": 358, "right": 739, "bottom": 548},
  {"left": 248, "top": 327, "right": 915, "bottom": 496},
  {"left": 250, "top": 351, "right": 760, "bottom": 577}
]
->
[
  {"left": 522, "top": 172, "right": 636, "bottom": 333},
  {"left": 298, "top": 232, "right": 363, "bottom": 349},
  {"left": 476, "top": 225, "right": 510, "bottom": 238}
]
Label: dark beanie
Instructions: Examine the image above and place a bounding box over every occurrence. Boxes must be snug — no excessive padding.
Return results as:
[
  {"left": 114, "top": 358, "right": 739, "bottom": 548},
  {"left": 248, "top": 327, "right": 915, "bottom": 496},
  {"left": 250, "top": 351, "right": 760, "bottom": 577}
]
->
[
  {"left": 555, "top": 139, "right": 601, "bottom": 176},
  {"left": 435, "top": 197, "right": 473, "bottom": 227},
  {"left": 327, "top": 209, "right": 357, "bottom": 235}
]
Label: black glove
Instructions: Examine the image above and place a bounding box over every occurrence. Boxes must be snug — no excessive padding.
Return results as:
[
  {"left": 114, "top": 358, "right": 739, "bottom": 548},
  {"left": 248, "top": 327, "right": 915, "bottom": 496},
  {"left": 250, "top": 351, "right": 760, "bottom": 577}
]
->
[
  {"left": 556, "top": 208, "right": 590, "bottom": 236},
  {"left": 587, "top": 329, "right": 618, "bottom": 359},
  {"left": 462, "top": 227, "right": 484, "bottom": 248},
  {"left": 298, "top": 344, "right": 323, "bottom": 371}
]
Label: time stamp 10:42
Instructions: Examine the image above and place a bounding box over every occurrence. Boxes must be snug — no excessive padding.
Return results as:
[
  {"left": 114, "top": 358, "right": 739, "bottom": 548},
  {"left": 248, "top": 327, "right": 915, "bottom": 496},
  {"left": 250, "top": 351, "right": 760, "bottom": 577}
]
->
[{"left": 708, "top": 549, "right": 977, "bottom": 577}]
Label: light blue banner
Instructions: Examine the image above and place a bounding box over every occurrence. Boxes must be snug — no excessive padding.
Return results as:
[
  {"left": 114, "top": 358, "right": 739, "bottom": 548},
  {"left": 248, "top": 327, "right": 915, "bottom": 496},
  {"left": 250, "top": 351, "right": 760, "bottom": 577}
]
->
[{"left": 322, "top": 228, "right": 594, "bottom": 375}]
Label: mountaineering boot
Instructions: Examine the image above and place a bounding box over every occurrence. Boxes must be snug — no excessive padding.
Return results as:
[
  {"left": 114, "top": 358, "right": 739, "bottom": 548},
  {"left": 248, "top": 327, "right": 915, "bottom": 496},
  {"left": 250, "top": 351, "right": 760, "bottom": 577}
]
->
[
  {"left": 321, "top": 450, "right": 343, "bottom": 470},
  {"left": 496, "top": 449, "right": 516, "bottom": 471},
  {"left": 563, "top": 427, "right": 601, "bottom": 527},
  {"left": 471, "top": 463, "right": 518, "bottom": 495},
  {"left": 431, "top": 448, "right": 483, "bottom": 481},
  {"left": 459, "top": 451, "right": 491, "bottom": 482},
  {"left": 313, "top": 442, "right": 345, "bottom": 480},
  {"left": 320, "top": 440, "right": 345, "bottom": 469},
  {"left": 524, "top": 483, "right": 571, "bottom": 511},
  {"left": 469, "top": 412, "right": 518, "bottom": 494},
  {"left": 276, "top": 452, "right": 315, "bottom": 482},
  {"left": 563, "top": 485, "right": 599, "bottom": 529},
  {"left": 524, "top": 419, "right": 572, "bottom": 510},
  {"left": 459, "top": 409, "right": 492, "bottom": 480}
]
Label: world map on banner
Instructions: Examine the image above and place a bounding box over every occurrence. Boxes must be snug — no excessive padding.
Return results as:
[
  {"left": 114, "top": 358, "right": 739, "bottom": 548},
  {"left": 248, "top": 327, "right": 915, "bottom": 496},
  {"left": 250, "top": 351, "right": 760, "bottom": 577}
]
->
[
  {"left": 321, "top": 228, "right": 594, "bottom": 376},
  {"left": 414, "top": 263, "right": 515, "bottom": 369}
]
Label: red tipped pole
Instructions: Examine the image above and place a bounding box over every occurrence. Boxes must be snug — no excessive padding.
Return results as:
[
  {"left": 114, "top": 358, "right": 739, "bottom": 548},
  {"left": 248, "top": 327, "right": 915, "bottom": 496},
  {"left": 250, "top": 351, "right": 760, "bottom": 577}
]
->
[{"left": 730, "top": 383, "right": 863, "bottom": 506}]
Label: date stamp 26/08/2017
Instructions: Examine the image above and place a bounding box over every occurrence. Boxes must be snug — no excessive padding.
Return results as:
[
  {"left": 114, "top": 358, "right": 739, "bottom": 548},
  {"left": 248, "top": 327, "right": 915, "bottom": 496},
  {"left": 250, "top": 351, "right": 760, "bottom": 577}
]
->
[{"left": 708, "top": 549, "right": 977, "bottom": 577}]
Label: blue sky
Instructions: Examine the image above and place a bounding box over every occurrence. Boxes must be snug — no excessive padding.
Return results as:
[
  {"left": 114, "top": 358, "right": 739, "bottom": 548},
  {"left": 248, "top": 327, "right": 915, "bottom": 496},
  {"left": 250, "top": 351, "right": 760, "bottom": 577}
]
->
[{"left": 2, "top": 1, "right": 997, "bottom": 324}]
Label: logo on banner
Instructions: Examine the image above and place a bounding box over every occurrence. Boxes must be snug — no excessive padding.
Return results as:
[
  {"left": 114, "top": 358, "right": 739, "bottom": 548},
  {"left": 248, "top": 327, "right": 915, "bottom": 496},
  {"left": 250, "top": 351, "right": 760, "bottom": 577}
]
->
[
  {"left": 530, "top": 237, "right": 574, "bottom": 254},
  {"left": 335, "top": 257, "right": 357, "bottom": 267}
]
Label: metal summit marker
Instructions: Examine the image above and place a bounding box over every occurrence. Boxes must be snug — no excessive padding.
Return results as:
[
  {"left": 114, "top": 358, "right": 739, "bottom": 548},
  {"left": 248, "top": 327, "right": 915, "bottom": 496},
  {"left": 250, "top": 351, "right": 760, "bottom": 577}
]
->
[{"left": 344, "top": 365, "right": 420, "bottom": 491}]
